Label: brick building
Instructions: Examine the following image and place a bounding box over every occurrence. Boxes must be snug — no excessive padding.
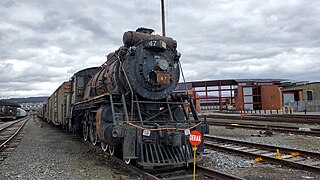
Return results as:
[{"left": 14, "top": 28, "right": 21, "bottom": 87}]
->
[{"left": 177, "top": 79, "right": 320, "bottom": 112}]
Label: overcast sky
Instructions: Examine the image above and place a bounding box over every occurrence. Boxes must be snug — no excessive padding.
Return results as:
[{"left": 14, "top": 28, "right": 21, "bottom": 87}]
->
[{"left": 1, "top": 0, "right": 320, "bottom": 98}]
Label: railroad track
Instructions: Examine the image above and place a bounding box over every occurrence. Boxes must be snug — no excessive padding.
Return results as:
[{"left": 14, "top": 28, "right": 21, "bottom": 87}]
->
[
  {"left": 250, "top": 114, "right": 320, "bottom": 120},
  {"left": 105, "top": 150, "right": 244, "bottom": 179},
  {"left": 0, "top": 116, "right": 30, "bottom": 162},
  {"left": 195, "top": 165, "right": 244, "bottom": 180},
  {"left": 207, "top": 120, "right": 320, "bottom": 136},
  {"left": 202, "top": 114, "right": 320, "bottom": 124},
  {"left": 145, "top": 164, "right": 244, "bottom": 180},
  {"left": 88, "top": 139, "right": 244, "bottom": 180},
  {"left": 205, "top": 135, "right": 320, "bottom": 173},
  {"left": 36, "top": 116, "right": 243, "bottom": 179}
]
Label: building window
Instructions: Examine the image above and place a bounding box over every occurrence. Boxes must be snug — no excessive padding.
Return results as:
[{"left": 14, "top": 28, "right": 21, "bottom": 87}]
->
[
  {"left": 307, "top": 90, "right": 313, "bottom": 101},
  {"left": 244, "top": 96, "right": 253, "bottom": 103},
  {"left": 252, "top": 87, "right": 261, "bottom": 95},
  {"left": 243, "top": 87, "right": 252, "bottom": 95}
]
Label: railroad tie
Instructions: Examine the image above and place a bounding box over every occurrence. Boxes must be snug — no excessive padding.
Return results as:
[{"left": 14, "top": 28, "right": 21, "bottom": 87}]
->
[
  {"left": 233, "top": 147, "right": 248, "bottom": 150},
  {"left": 285, "top": 156, "right": 305, "bottom": 162},
  {"left": 260, "top": 152, "right": 276, "bottom": 156},
  {"left": 252, "top": 150, "right": 268, "bottom": 155},
  {"left": 279, "top": 155, "right": 294, "bottom": 159}
]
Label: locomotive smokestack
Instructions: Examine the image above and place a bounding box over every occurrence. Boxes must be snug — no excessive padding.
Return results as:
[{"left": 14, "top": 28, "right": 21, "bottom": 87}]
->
[{"left": 161, "top": 0, "right": 166, "bottom": 37}]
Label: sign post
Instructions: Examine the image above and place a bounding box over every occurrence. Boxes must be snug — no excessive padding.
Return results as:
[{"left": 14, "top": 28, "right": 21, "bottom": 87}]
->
[{"left": 189, "top": 130, "right": 202, "bottom": 180}]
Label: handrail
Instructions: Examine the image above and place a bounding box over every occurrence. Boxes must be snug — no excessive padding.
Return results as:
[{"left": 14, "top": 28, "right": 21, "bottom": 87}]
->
[{"left": 116, "top": 54, "right": 135, "bottom": 122}]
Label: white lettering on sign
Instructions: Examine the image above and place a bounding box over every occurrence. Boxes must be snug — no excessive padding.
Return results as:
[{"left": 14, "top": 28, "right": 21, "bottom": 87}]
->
[
  {"left": 143, "top": 130, "right": 151, "bottom": 136},
  {"left": 149, "top": 41, "right": 157, "bottom": 46},
  {"left": 190, "top": 135, "right": 201, "bottom": 142}
]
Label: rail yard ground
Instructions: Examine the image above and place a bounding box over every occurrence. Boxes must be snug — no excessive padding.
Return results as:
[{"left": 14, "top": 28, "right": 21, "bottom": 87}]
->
[
  {"left": 0, "top": 116, "right": 144, "bottom": 180},
  {"left": 201, "top": 113, "right": 320, "bottom": 179},
  {"left": 1, "top": 114, "right": 320, "bottom": 179}
]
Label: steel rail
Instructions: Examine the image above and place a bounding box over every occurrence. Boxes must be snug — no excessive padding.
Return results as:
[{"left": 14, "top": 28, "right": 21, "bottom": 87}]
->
[
  {"left": 207, "top": 121, "right": 320, "bottom": 136},
  {"left": 205, "top": 135, "right": 320, "bottom": 173},
  {"left": 205, "top": 135, "right": 320, "bottom": 158},
  {"left": 0, "top": 116, "right": 30, "bottom": 149},
  {"left": 109, "top": 156, "right": 160, "bottom": 180},
  {"left": 203, "top": 114, "right": 320, "bottom": 124},
  {"left": 110, "top": 150, "right": 244, "bottom": 179},
  {"left": 0, "top": 116, "right": 30, "bottom": 132},
  {"left": 196, "top": 165, "right": 245, "bottom": 180},
  {"left": 209, "top": 121, "right": 320, "bottom": 131},
  {"left": 249, "top": 114, "right": 320, "bottom": 119}
]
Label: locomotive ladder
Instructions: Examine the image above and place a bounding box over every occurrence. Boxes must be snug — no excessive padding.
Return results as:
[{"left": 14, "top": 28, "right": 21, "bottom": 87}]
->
[{"left": 110, "top": 94, "right": 129, "bottom": 124}]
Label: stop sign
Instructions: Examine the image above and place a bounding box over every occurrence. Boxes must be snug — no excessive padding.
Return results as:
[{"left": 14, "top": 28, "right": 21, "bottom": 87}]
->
[{"left": 189, "top": 130, "right": 202, "bottom": 146}]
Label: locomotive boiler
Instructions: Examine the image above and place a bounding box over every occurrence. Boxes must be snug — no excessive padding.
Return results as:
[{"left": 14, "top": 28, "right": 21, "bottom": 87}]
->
[{"left": 44, "top": 28, "right": 208, "bottom": 169}]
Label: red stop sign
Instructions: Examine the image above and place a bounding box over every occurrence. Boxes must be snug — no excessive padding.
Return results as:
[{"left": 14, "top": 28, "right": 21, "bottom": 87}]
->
[{"left": 189, "top": 130, "right": 202, "bottom": 146}]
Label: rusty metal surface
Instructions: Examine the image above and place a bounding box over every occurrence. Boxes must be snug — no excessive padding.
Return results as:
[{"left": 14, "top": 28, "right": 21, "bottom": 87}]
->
[
  {"left": 156, "top": 72, "right": 170, "bottom": 85},
  {"left": 42, "top": 28, "right": 209, "bottom": 171},
  {"left": 96, "top": 107, "right": 103, "bottom": 140},
  {"left": 123, "top": 30, "right": 176, "bottom": 49},
  {"left": 106, "top": 62, "right": 117, "bottom": 93},
  {"left": 49, "top": 82, "right": 70, "bottom": 126},
  {"left": 70, "top": 67, "right": 100, "bottom": 104}
]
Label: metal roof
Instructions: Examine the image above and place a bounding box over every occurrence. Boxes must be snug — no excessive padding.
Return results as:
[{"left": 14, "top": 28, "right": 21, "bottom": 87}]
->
[
  {"left": 281, "top": 81, "right": 320, "bottom": 91},
  {"left": 233, "top": 79, "right": 290, "bottom": 83},
  {"left": 183, "top": 79, "right": 237, "bottom": 87},
  {"left": 181, "top": 79, "right": 291, "bottom": 87}
]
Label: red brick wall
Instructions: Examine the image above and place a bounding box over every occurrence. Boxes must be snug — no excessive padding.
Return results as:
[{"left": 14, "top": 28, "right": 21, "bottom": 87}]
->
[
  {"left": 235, "top": 86, "right": 244, "bottom": 111},
  {"left": 261, "top": 86, "right": 282, "bottom": 110}
]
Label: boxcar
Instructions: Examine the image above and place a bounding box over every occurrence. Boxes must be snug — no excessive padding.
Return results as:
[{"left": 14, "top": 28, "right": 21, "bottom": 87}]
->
[{"left": 46, "top": 82, "right": 70, "bottom": 127}]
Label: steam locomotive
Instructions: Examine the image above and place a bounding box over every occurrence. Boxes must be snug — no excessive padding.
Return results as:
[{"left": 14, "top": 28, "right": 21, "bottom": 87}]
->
[{"left": 42, "top": 28, "right": 208, "bottom": 169}]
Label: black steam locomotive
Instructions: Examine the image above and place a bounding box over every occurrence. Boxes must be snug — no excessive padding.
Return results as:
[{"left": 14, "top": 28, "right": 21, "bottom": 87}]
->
[{"left": 43, "top": 28, "right": 208, "bottom": 169}]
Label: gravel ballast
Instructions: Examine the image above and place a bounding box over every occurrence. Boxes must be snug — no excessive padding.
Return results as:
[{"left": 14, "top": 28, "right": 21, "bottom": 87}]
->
[
  {"left": 209, "top": 126, "right": 320, "bottom": 152},
  {"left": 1, "top": 115, "right": 320, "bottom": 179},
  {"left": 199, "top": 125, "right": 320, "bottom": 179},
  {"left": 0, "top": 116, "right": 142, "bottom": 180}
]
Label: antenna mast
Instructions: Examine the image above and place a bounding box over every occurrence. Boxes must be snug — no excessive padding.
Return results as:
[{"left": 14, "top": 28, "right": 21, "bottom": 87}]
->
[{"left": 161, "top": 0, "right": 166, "bottom": 36}]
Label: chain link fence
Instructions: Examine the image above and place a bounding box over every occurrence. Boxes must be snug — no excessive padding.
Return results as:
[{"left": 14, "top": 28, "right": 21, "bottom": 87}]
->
[{"left": 289, "top": 100, "right": 320, "bottom": 112}]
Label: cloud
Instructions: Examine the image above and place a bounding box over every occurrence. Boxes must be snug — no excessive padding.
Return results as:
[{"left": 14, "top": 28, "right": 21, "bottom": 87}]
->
[{"left": 0, "top": 0, "right": 320, "bottom": 98}]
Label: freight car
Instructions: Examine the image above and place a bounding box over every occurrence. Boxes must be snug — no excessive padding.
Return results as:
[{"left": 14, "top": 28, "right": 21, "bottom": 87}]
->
[
  {"left": 43, "top": 28, "right": 208, "bottom": 169},
  {"left": 0, "top": 100, "right": 20, "bottom": 120},
  {"left": 44, "top": 82, "right": 70, "bottom": 126}
]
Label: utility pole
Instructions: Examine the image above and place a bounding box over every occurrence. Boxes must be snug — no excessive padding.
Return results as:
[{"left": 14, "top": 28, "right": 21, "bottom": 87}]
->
[{"left": 161, "top": 0, "right": 166, "bottom": 36}]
